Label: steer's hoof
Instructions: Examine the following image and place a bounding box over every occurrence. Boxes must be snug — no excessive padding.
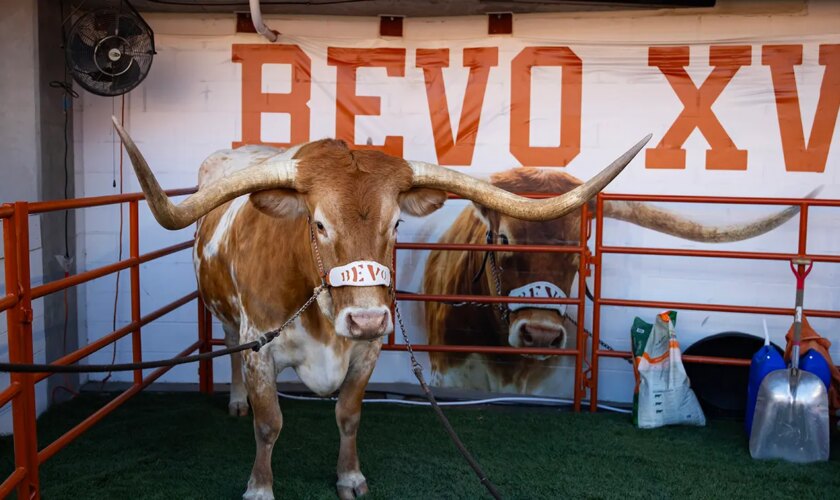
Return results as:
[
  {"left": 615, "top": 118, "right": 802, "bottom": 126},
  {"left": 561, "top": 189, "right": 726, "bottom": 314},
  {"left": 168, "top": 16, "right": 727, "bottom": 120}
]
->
[
  {"left": 242, "top": 486, "right": 273, "bottom": 500},
  {"left": 229, "top": 399, "right": 249, "bottom": 417},
  {"left": 336, "top": 481, "right": 368, "bottom": 499}
]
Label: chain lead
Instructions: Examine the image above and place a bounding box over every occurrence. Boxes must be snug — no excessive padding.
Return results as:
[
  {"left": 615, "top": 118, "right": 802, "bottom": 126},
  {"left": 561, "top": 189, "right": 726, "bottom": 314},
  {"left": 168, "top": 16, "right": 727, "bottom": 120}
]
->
[{"left": 253, "top": 284, "right": 327, "bottom": 351}]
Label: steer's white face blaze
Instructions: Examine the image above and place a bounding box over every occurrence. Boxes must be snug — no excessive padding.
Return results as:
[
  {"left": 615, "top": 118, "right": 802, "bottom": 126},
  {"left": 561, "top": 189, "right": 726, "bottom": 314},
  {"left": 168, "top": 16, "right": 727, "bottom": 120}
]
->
[
  {"left": 309, "top": 200, "right": 398, "bottom": 340},
  {"left": 250, "top": 139, "right": 446, "bottom": 341}
]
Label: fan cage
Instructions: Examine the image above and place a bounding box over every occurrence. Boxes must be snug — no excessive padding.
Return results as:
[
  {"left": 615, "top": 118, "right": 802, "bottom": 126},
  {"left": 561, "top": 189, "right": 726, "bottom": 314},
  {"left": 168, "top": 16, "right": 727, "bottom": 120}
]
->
[{"left": 66, "top": 2, "right": 155, "bottom": 97}]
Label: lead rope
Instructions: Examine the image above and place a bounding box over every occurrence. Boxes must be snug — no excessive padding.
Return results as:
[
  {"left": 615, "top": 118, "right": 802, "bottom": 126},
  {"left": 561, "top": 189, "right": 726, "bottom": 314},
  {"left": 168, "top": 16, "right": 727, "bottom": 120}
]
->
[
  {"left": 390, "top": 249, "right": 503, "bottom": 500},
  {"left": 0, "top": 285, "right": 326, "bottom": 373},
  {"left": 393, "top": 301, "right": 503, "bottom": 499}
]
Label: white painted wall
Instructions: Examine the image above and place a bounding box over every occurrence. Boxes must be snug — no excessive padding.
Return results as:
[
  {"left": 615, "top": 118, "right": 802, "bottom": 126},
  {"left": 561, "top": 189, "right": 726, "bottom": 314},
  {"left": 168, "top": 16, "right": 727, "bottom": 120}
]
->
[
  {"left": 68, "top": 1, "right": 840, "bottom": 402},
  {"left": 0, "top": 0, "right": 51, "bottom": 433}
]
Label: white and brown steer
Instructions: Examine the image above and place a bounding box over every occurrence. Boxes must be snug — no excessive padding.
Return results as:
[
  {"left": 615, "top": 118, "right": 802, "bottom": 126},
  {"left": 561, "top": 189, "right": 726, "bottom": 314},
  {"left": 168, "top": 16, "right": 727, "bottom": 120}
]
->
[{"left": 112, "top": 118, "right": 649, "bottom": 499}]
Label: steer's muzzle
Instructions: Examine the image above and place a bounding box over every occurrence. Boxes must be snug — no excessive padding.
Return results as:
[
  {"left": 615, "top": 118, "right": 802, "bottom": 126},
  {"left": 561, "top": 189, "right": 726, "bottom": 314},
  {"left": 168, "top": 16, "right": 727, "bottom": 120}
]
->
[
  {"left": 517, "top": 322, "right": 566, "bottom": 348},
  {"left": 335, "top": 306, "right": 393, "bottom": 340},
  {"left": 508, "top": 309, "right": 568, "bottom": 359}
]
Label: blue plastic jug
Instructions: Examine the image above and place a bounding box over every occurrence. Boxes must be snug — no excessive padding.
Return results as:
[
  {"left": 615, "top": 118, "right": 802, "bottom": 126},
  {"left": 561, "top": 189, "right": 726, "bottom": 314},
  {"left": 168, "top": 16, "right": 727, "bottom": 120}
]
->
[
  {"left": 800, "top": 348, "right": 832, "bottom": 391},
  {"left": 745, "top": 328, "right": 785, "bottom": 436}
]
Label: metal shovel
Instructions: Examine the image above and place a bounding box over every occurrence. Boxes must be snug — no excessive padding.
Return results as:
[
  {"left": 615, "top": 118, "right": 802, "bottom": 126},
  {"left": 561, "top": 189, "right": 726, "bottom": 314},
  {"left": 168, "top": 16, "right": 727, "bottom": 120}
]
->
[{"left": 749, "top": 259, "right": 829, "bottom": 463}]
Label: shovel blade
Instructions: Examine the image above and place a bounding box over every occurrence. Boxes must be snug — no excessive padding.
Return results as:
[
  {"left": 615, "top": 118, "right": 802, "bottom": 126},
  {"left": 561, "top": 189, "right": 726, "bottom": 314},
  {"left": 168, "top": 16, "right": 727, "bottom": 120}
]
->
[{"left": 749, "top": 368, "right": 829, "bottom": 463}]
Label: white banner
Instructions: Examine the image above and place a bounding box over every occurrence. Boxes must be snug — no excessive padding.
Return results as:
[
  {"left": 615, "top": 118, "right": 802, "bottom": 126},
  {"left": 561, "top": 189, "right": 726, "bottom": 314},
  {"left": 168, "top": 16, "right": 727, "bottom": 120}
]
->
[{"left": 75, "top": 17, "right": 840, "bottom": 402}]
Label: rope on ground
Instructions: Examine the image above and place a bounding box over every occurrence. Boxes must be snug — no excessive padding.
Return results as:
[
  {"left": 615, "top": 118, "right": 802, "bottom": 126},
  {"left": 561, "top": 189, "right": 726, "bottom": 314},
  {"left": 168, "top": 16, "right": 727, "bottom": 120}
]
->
[{"left": 394, "top": 301, "right": 504, "bottom": 500}]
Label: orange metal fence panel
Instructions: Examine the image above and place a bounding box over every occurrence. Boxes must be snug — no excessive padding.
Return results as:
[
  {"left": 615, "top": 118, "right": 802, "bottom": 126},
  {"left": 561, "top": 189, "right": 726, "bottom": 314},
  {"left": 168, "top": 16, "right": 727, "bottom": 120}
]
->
[
  {"left": 33, "top": 292, "right": 198, "bottom": 384},
  {"left": 0, "top": 467, "right": 26, "bottom": 498},
  {"left": 589, "top": 193, "right": 840, "bottom": 412},
  {"left": 0, "top": 188, "right": 204, "bottom": 499}
]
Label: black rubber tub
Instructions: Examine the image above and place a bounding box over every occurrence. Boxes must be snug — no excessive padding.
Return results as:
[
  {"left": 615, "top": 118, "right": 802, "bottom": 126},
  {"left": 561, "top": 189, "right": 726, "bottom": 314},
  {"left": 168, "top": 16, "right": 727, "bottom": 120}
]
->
[{"left": 683, "top": 332, "right": 784, "bottom": 419}]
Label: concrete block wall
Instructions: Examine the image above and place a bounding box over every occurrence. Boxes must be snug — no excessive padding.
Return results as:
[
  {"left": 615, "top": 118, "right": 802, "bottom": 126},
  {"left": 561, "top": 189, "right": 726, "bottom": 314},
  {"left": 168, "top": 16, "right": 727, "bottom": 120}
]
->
[
  {"left": 0, "top": 0, "right": 50, "bottom": 434},
  {"left": 0, "top": 0, "right": 83, "bottom": 434}
]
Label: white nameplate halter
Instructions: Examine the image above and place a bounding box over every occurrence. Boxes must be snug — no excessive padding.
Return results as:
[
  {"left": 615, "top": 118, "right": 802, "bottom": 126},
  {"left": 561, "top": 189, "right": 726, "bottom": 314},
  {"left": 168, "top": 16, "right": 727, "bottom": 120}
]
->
[
  {"left": 508, "top": 281, "right": 567, "bottom": 315},
  {"left": 327, "top": 261, "right": 391, "bottom": 287}
]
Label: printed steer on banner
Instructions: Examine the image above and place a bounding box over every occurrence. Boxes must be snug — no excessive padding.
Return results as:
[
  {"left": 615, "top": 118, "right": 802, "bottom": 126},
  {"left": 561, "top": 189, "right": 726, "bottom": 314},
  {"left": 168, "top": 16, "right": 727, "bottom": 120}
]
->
[
  {"left": 112, "top": 117, "right": 649, "bottom": 500},
  {"left": 425, "top": 168, "right": 813, "bottom": 394}
]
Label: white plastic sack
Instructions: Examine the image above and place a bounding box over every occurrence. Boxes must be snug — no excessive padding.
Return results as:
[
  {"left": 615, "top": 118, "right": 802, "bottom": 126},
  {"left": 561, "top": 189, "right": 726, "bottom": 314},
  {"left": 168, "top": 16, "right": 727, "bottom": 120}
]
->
[{"left": 631, "top": 311, "right": 706, "bottom": 429}]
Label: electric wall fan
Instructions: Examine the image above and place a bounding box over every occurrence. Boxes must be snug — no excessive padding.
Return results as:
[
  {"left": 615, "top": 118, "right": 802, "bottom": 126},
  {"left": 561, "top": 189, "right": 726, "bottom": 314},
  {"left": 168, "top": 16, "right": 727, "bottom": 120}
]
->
[{"left": 65, "top": 0, "right": 155, "bottom": 97}]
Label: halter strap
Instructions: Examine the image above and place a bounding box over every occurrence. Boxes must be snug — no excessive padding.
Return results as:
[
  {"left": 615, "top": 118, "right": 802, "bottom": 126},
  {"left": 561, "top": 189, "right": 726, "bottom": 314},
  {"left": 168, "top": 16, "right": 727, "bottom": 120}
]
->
[
  {"left": 307, "top": 216, "right": 328, "bottom": 285},
  {"left": 307, "top": 216, "right": 391, "bottom": 288}
]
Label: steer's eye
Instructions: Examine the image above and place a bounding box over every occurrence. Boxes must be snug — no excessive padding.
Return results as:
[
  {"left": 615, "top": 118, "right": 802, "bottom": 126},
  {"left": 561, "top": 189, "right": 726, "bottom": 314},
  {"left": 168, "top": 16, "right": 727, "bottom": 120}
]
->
[
  {"left": 394, "top": 219, "right": 403, "bottom": 231},
  {"left": 499, "top": 234, "right": 510, "bottom": 245},
  {"left": 315, "top": 221, "right": 326, "bottom": 235}
]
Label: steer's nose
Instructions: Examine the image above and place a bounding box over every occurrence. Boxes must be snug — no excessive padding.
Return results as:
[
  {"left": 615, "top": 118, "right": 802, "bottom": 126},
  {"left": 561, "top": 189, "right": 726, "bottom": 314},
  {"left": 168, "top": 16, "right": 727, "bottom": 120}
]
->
[
  {"left": 346, "top": 309, "right": 389, "bottom": 339},
  {"left": 520, "top": 323, "right": 565, "bottom": 348}
]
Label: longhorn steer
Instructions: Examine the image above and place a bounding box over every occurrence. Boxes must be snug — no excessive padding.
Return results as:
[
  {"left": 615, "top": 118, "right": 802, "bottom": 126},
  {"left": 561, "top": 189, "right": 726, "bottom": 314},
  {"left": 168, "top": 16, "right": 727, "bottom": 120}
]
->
[
  {"left": 424, "top": 168, "right": 810, "bottom": 394},
  {"left": 113, "top": 118, "right": 648, "bottom": 499}
]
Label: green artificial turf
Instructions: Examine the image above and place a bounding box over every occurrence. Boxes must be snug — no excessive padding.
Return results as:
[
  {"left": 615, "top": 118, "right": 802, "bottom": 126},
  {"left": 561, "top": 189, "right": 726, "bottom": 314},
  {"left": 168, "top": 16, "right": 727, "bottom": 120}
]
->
[{"left": 1, "top": 392, "right": 838, "bottom": 499}]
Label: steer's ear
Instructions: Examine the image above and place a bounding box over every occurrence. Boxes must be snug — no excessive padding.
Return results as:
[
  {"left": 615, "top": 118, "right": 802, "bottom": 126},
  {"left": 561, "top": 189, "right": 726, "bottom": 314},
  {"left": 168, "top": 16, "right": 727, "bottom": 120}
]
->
[
  {"left": 250, "top": 189, "right": 307, "bottom": 218},
  {"left": 471, "top": 203, "right": 493, "bottom": 228},
  {"left": 399, "top": 188, "right": 447, "bottom": 216}
]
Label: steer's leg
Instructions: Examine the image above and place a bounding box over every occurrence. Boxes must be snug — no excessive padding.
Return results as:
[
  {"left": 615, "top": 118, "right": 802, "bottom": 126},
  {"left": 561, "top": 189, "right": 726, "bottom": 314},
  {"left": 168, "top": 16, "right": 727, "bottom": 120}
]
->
[
  {"left": 335, "top": 343, "right": 380, "bottom": 499},
  {"left": 242, "top": 347, "right": 282, "bottom": 500},
  {"left": 224, "top": 323, "right": 249, "bottom": 416}
]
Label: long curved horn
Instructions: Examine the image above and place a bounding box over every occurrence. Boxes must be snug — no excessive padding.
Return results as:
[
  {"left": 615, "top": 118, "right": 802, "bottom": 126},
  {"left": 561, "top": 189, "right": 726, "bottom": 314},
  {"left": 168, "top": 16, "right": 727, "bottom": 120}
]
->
[
  {"left": 604, "top": 187, "right": 822, "bottom": 243},
  {"left": 408, "top": 135, "right": 651, "bottom": 221},
  {"left": 112, "top": 116, "right": 298, "bottom": 230}
]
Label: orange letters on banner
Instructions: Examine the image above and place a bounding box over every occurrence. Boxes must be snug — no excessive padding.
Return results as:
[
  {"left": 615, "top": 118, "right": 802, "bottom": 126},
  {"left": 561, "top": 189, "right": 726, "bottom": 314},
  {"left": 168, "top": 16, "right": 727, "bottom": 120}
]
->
[
  {"left": 231, "top": 44, "right": 311, "bottom": 148},
  {"left": 510, "top": 47, "right": 582, "bottom": 167},
  {"left": 762, "top": 44, "right": 840, "bottom": 173},
  {"left": 416, "top": 47, "right": 499, "bottom": 165},
  {"left": 327, "top": 48, "right": 406, "bottom": 156},
  {"left": 647, "top": 46, "right": 751, "bottom": 170}
]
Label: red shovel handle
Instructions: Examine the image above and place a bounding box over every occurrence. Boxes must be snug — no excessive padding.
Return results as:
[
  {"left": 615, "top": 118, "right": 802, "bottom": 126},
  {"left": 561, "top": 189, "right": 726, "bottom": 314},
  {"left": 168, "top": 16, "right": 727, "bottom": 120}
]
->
[
  {"left": 789, "top": 260, "right": 812, "bottom": 364},
  {"left": 790, "top": 260, "right": 813, "bottom": 290}
]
